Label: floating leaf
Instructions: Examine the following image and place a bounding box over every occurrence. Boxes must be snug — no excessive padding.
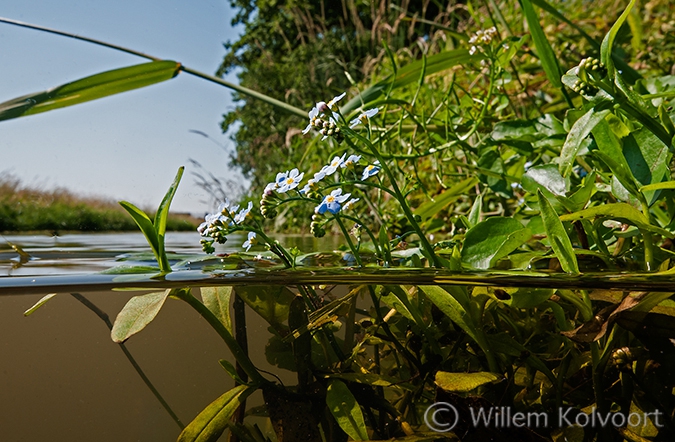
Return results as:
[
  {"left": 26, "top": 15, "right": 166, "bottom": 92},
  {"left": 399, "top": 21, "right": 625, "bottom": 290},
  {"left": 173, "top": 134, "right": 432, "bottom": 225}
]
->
[
  {"left": 537, "top": 191, "right": 579, "bottom": 274},
  {"left": 201, "top": 286, "right": 233, "bottom": 332},
  {"left": 111, "top": 288, "right": 175, "bottom": 343},
  {"left": 461, "top": 218, "right": 532, "bottom": 269},
  {"left": 326, "top": 380, "right": 369, "bottom": 441},
  {"left": 0, "top": 60, "right": 180, "bottom": 121},
  {"left": 435, "top": 371, "right": 502, "bottom": 393},
  {"left": 178, "top": 385, "right": 256, "bottom": 442}
]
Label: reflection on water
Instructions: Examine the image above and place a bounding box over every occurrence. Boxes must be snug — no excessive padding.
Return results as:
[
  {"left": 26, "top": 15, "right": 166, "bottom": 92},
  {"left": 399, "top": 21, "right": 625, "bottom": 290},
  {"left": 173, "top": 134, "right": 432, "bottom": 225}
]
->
[{"left": 0, "top": 231, "right": 343, "bottom": 276}]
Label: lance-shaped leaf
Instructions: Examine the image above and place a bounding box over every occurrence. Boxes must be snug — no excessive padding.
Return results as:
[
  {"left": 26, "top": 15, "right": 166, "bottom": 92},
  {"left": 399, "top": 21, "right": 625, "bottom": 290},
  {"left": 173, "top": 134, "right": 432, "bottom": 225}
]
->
[
  {"left": 520, "top": 0, "right": 563, "bottom": 88},
  {"left": 559, "top": 203, "right": 674, "bottom": 239},
  {"left": 600, "top": 0, "right": 636, "bottom": 80},
  {"left": 154, "top": 166, "right": 184, "bottom": 267},
  {"left": 414, "top": 177, "right": 478, "bottom": 221},
  {"left": 0, "top": 60, "right": 181, "bottom": 121},
  {"left": 201, "top": 286, "right": 233, "bottom": 332},
  {"left": 461, "top": 218, "right": 532, "bottom": 269},
  {"left": 559, "top": 108, "right": 611, "bottom": 177},
  {"left": 111, "top": 288, "right": 176, "bottom": 343},
  {"left": 178, "top": 385, "right": 256, "bottom": 442},
  {"left": 326, "top": 380, "right": 369, "bottom": 441},
  {"left": 537, "top": 190, "right": 579, "bottom": 274}
]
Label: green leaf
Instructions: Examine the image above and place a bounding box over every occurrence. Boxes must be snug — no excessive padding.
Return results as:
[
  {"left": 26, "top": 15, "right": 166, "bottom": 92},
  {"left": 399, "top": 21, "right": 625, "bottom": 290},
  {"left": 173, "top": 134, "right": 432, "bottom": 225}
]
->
[
  {"left": 178, "top": 385, "right": 256, "bottom": 442},
  {"left": 537, "top": 191, "right": 580, "bottom": 274},
  {"left": 467, "top": 194, "right": 482, "bottom": 228},
  {"left": 0, "top": 61, "right": 181, "bottom": 121},
  {"left": 600, "top": 0, "right": 636, "bottom": 80},
  {"left": 326, "top": 380, "right": 369, "bottom": 441},
  {"left": 218, "top": 359, "right": 248, "bottom": 385},
  {"left": 111, "top": 288, "right": 174, "bottom": 343},
  {"left": 342, "top": 50, "right": 478, "bottom": 113},
  {"left": 118, "top": 201, "right": 162, "bottom": 269},
  {"left": 559, "top": 108, "right": 611, "bottom": 177},
  {"left": 559, "top": 203, "right": 674, "bottom": 238},
  {"left": 640, "top": 181, "right": 675, "bottom": 192},
  {"left": 491, "top": 114, "right": 565, "bottom": 142},
  {"left": 503, "top": 287, "right": 555, "bottom": 309},
  {"left": 520, "top": 0, "right": 563, "bottom": 88},
  {"left": 23, "top": 293, "right": 57, "bottom": 316},
  {"left": 201, "top": 286, "right": 233, "bottom": 332},
  {"left": 234, "top": 286, "right": 296, "bottom": 332},
  {"left": 153, "top": 167, "right": 185, "bottom": 270},
  {"left": 522, "top": 164, "right": 569, "bottom": 197},
  {"left": 414, "top": 177, "right": 478, "bottom": 221},
  {"left": 435, "top": 371, "right": 502, "bottom": 393},
  {"left": 461, "top": 218, "right": 532, "bottom": 269},
  {"left": 418, "top": 286, "right": 478, "bottom": 343},
  {"left": 622, "top": 129, "right": 671, "bottom": 204}
]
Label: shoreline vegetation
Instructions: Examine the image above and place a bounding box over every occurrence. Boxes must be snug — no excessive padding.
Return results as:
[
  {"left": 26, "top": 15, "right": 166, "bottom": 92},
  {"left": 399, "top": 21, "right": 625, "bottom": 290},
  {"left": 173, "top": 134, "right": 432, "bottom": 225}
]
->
[{"left": 0, "top": 174, "right": 198, "bottom": 233}]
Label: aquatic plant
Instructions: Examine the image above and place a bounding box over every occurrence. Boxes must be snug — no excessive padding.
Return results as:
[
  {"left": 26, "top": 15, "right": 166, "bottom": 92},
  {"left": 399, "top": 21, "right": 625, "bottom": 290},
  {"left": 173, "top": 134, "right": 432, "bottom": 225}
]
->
[{"left": 9, "top": 0, "right": 675, "bottom": 440}]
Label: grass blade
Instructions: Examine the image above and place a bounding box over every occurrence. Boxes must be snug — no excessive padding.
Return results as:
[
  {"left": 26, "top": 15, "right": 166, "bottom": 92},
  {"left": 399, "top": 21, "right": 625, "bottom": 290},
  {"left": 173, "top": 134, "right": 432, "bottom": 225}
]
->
[
  {"left": 520, "top": 0, "right": 563, "bottom": 88},
  {"left": 0, "top": 60, "right": 180, "bottom": 121}
]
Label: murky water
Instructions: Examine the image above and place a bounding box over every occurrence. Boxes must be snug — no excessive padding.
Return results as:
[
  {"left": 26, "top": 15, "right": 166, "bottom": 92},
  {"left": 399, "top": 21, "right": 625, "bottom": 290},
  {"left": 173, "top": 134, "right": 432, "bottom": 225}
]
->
[{"left": 1, "top": 232, "right": 674, "bottom": 441}]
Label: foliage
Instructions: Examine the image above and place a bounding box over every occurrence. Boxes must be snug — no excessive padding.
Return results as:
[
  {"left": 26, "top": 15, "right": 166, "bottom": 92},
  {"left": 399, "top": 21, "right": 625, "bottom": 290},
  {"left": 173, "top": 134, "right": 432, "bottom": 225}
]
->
[
  {"left": 9, "top": 0, "right": 675, "bottom": 440},
  {"left": 0, "top": 173, "right": 197, "bottom": 233}
]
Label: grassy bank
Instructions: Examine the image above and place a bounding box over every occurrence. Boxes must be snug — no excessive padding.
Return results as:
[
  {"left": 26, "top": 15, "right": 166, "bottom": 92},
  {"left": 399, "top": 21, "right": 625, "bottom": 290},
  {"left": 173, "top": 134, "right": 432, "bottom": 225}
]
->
[{"left": 0, "top": 175, "right": 198, "bottom": 233}]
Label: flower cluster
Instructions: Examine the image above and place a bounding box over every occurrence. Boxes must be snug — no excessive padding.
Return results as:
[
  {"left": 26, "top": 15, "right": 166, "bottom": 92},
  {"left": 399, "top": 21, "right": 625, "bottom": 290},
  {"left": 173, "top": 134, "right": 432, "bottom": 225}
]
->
[
  {"left": 349, "top": 108, "right": 379, "bottom": 129},
  {"left": 302, "top": 93, "right": 346, "bottom": 141},
  {"left": 468, "top": 26, "right": 498, "bottom": 55},
  {"left": 197, "top": 200, "right": 257, "bottom": 253}
]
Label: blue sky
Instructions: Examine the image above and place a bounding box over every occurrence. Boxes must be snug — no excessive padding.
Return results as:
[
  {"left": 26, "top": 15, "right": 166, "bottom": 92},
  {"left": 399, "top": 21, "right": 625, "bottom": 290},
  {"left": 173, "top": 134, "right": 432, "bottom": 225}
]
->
[{"left": 0, "top": 0, "right": 246, "bottom": 215}]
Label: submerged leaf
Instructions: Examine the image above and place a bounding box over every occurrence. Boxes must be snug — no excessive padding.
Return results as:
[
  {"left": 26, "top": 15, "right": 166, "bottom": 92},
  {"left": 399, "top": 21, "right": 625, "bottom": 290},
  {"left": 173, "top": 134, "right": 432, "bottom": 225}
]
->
[
  {"left": 111, "top": 288, "right": 175, "bottom": 343},
  {"left": 235, "top": 285, "right": 296, "bottom": 332},
  {"left": 326, "top": 380, "right": 369, "bottom": 441},
  {"left": 23, "top": 293, "right": 57, "bottom": 316},
  {"left": 178, "top": 385, "right": 256, "bottom": 442},
  {"left": 201, "top": 286, "right": 233, "bottom": 332},
  {"left": 435, "top": 371, "right": 502, "bottom": 393}
]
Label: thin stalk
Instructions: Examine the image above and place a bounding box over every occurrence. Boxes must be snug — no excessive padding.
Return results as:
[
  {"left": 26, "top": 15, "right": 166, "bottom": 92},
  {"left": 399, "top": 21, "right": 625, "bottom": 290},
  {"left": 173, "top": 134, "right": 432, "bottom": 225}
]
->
[
  {"left": 229, "top": 293, "right": 249, "bottom": 442},
  {"left": 335, "top": 215, "right": 363, "bottom": 267},
  {"left": 175, "top": 290, "right": 266, "bottom": 385},
  {"left": 0, "top": 17, "right": 307, "bottom": 119},
  {"left": 69, "top": 293, "right": 184, "bottom": 430}
]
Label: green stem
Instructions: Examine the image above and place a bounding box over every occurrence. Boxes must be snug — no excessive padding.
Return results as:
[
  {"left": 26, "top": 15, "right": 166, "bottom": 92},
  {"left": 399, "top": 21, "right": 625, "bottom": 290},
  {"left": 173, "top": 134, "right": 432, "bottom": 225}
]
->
[
  {"left": 361, "top": 141, "right": 441, "bottom": 268},
  {"left": 335, "top": 215, "right": 363, "bottom": 267},
  {"left": 0, "top": 16, "right": 307, "bottom": 119},
  {"left": 69, "top": 293, "right": 184, "bottom": 430},
  {"left": 175, "top": 290, "right": 266, "bottom": 385}
]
